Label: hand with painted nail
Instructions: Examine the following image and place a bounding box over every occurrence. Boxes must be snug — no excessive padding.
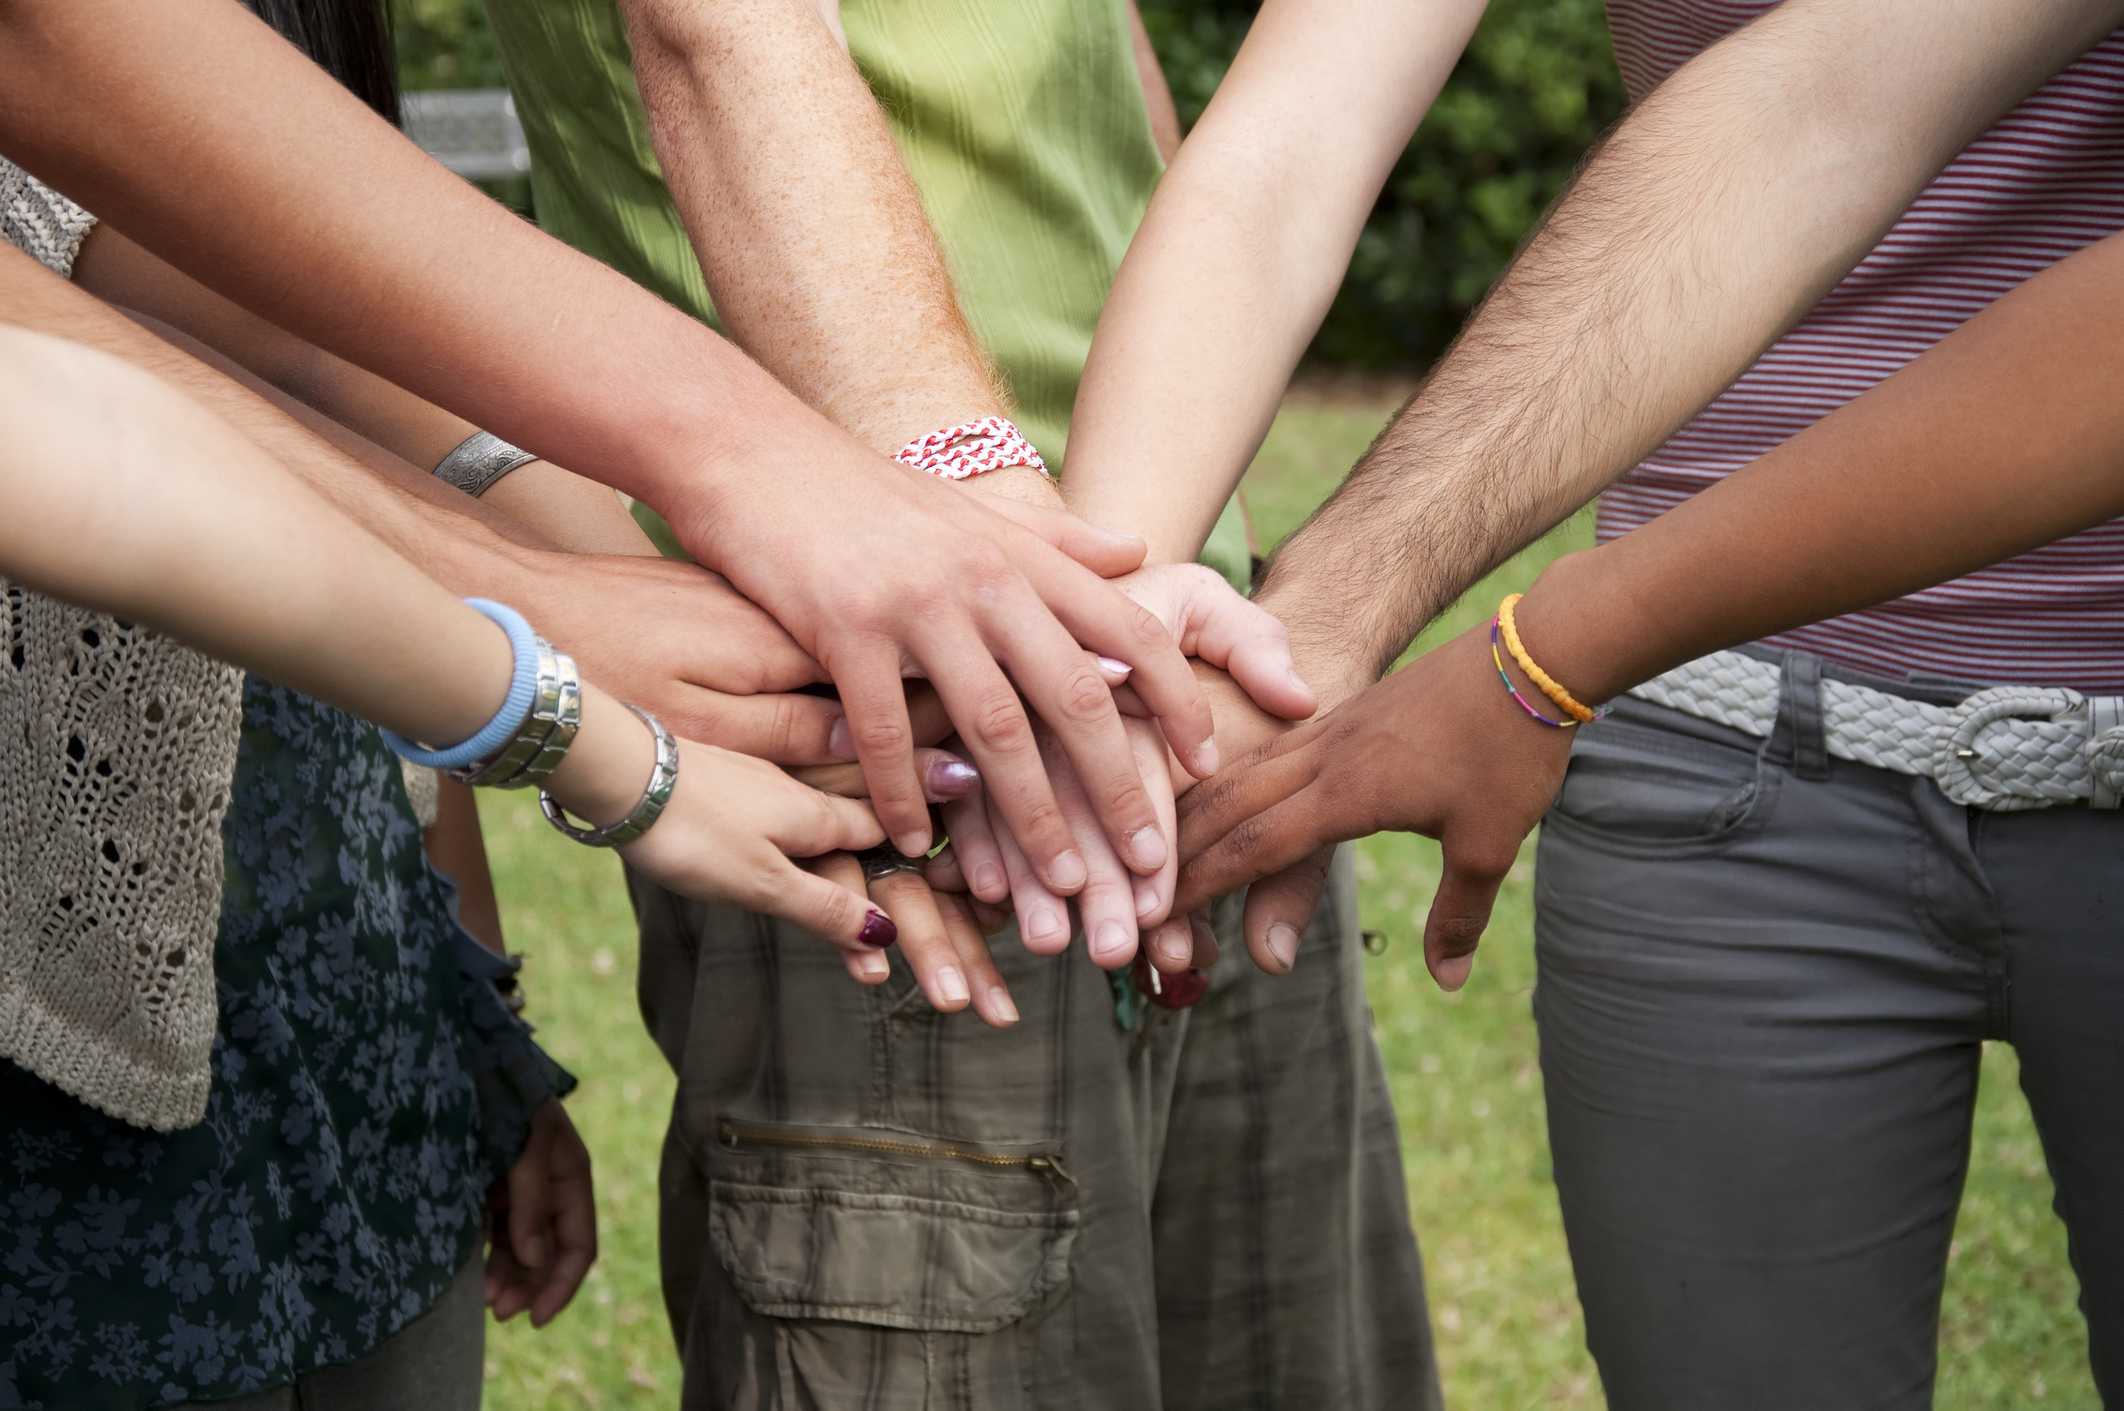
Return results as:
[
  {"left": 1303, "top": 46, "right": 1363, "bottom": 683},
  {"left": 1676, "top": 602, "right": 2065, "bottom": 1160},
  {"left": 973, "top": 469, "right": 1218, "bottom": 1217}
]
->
[
  {"left": 670, "top": 468, "right": 1223, "bottom": 904},
  {"left": 594, "top": 725, "right": 901, "bottom": 949},
  {"left": 787, "top": 747, "right": 1018, "bottom": 1021},
  {"left": 1176, "top": 622, "right": 1573, "bottom": 990},
  {"left": 803, "top": 847, "right": 1021, "bottom": 1026}
]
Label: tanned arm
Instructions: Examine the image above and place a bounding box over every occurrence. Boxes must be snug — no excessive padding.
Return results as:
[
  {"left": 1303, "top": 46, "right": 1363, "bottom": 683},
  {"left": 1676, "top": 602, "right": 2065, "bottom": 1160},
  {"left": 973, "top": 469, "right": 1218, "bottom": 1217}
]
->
[
  {"left": 0, "top": 0, "right": 1221, "bottom": 884},
  {"left": 1261, "top": 0, "right": 2124, "bottom": 700},
  {"left": 618, "top": 0, "right": 1054, "bottom": 506},
  {"left": 1178, "top": 223, "right": 2124, "bottom": 983}
]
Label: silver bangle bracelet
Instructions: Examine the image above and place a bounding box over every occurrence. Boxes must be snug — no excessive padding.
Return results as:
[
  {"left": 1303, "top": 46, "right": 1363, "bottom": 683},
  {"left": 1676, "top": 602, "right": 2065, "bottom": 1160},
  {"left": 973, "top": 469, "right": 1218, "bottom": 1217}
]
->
[
  {"left": 447, "top": 637, "right": 583, "bottom": 789},
  {"left": 433, "top": 430, "right": 538, "bottom": 498},
  {"left": 539, "top": 704, "right": 679, "bottom": 848}
]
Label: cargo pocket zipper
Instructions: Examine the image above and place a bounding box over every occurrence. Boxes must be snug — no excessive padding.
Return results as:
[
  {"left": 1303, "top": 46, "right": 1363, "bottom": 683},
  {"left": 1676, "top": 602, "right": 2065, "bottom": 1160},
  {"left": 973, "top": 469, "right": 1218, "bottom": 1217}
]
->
[{"left": 718, "top": 1120, "right": 1075, "bottom": 1185}]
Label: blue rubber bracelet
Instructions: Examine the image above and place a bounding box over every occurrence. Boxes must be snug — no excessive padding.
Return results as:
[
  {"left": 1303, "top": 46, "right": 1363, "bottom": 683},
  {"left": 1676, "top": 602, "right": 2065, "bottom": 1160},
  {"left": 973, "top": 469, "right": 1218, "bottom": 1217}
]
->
[{"left": 382, "top": 599, "right": 542, "bottom": 769}]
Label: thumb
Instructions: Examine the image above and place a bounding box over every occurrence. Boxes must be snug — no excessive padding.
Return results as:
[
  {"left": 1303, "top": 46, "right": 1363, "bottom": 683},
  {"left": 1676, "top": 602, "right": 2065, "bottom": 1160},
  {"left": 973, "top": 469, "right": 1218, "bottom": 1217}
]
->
[{"left": 1421, "top": 836, "right": 1514, "bottom": 992}]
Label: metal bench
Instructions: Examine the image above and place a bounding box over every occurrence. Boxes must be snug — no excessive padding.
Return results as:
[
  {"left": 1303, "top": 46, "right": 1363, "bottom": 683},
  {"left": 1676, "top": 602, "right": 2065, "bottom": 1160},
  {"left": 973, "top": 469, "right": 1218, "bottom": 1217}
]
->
[{"left": 401, "top": 88, "right": 530, "bottom": 181}]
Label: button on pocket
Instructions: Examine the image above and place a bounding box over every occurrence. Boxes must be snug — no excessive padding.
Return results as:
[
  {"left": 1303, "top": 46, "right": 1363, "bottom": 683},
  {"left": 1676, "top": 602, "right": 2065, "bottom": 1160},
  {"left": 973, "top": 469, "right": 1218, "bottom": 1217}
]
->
[{"left": 708, "top": 1118, "right": 1080, "bottom": 1335}]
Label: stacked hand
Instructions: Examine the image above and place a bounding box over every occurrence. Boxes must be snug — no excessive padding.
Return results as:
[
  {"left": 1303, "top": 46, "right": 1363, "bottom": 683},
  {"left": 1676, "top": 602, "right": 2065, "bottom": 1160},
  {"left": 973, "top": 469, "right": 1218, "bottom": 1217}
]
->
[{"left": 1176, "top": 619, "right": 1575, "bottom": 990}]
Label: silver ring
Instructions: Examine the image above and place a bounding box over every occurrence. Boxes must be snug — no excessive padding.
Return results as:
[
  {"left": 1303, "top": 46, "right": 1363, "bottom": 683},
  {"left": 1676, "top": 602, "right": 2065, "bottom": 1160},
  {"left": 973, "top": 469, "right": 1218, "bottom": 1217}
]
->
[{"left": 856, "top": 845, "right": 927, "bottom": 883}]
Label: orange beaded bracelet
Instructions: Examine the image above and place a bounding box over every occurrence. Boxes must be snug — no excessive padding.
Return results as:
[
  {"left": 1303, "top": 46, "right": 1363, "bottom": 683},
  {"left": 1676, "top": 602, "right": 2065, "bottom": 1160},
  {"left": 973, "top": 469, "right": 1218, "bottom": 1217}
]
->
[{"left": 1497, "top": 593, "right": 1607, "bottom": 725}]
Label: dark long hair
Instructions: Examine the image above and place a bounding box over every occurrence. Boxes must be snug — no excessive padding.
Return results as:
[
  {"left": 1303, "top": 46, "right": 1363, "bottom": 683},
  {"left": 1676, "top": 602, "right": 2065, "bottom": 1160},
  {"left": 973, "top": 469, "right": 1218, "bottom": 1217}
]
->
[{"left": 239, "top": 0, "right": 400, "bottom": 127}]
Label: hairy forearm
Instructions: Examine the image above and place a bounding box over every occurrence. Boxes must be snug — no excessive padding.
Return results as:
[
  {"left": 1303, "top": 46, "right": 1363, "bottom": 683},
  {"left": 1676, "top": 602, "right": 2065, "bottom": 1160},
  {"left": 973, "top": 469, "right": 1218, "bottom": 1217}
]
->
[
  {"left": 1260, "top": 0, "right": 2124, "bottom": 693},
  {"left": 1067, "top": 0, "right": 1482, "bottom": 560},
  {"left": 1516, "top": 228, "right": 2124, "bottom": 704},
  {"left": 620, "top": 0, "right": 1002, "bottom": 453}
]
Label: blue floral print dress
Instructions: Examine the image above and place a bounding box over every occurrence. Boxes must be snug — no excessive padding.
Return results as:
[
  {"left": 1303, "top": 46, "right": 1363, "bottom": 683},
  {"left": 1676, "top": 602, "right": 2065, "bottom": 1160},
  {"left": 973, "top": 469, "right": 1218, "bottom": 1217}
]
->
[{"left": 0, "top": 682, "right": 568, "bottom": 1410}]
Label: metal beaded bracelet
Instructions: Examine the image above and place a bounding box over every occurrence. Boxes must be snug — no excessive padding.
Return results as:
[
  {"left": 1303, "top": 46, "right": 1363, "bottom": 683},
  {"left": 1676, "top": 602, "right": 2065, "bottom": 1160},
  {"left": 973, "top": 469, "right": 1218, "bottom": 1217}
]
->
[
  {"left": 449, "top": 636, "right": 584, "bottom": 790},
  {"left": 383, "top": 599, "right": 575, "bottom": 784},
  {"left": 540, "top": 704, "right": 680, "bottom": 848}
]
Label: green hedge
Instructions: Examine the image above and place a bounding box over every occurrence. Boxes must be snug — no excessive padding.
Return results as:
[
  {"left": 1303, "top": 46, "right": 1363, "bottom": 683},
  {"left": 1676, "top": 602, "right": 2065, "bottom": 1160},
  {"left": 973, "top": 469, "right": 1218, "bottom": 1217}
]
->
[
  {"left": 395, "top": 0, "right": 1624, "bottom": 367},
  {"left": 1140, "top": 0, "right": 1625, "bottom": 366}
]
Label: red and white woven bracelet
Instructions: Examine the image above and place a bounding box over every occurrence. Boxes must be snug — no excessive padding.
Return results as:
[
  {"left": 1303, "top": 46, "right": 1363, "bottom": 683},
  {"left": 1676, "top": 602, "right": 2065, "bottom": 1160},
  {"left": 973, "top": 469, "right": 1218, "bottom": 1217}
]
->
[{"left": 893, "top": 416, "right": 1048, "bottom": 481}]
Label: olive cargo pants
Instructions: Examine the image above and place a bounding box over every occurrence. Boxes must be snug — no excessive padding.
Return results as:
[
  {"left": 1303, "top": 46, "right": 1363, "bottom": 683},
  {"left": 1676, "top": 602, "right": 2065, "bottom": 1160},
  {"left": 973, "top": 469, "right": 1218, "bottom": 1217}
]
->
[{"left": 630, "top": 847, "right": 1440, "bottom": 1410}]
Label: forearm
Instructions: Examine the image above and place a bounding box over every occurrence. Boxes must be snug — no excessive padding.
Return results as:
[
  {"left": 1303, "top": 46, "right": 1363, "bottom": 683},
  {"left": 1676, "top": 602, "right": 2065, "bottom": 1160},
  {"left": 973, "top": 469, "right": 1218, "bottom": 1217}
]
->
[
  {"left": 1260, "top": 0, "right": 2124, "bottom": 693},
  {"left": 1, "top": 323, "right": 659, "bottom": 828},
  {"left": 0, "top": 0, "right": 892, "bottom": 554},
  {"left": 74, "top": 223, "right": 664, "bottom": 556},
  {"left": 619, "top": 0, "right": 1002, "bottom": 453},
  {"left": 1067, "top": 0, "right": 1482, "bottom": 560},
  {"left": 1514, "top": 228, "right": 2124, "bottom": 704}
]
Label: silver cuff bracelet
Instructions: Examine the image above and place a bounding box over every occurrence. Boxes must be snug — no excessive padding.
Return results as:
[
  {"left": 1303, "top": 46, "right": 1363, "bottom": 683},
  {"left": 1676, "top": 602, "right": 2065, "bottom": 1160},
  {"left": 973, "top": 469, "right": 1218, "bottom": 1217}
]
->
[
  {"left": 540, "top": 705, "right": 680, "bottom": 848},
  {"left": 448, "top": 636, "right": 583, "bottom": 789},
  {"left": 433, "top": 429, "right": 538, "bottom": 497}
]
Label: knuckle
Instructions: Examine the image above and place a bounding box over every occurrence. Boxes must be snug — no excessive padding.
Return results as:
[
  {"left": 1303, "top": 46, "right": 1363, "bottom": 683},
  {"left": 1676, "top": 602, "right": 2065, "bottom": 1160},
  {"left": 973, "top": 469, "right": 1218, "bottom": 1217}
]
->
[
  {"left": 1057, "top": 664, "right": 1115, "bottom": 724},
  {"left": 966, "top": 695, "right": 1036, "bottom": 755},
  {"left": 1119, "top": 598, "right": 1173, "bottom": 651},
  {"left": 851, "top": 716, "right": 911, "bottom": 760}
]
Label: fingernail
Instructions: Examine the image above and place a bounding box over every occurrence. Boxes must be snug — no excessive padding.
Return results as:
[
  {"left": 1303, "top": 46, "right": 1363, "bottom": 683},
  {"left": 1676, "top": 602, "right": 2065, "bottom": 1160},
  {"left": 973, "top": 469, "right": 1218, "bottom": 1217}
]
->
[
  {"left": 1266, "top": 923, "right": 1299, "bottom": 974},
  {"left": 1025, "top": 904, "right": 1068, "bottom": 948},
  {"left": 1193, "top": 737, "right": 1222, "bottom": 775},
  {"left": 926, "top": 757, "right": 980, "bottom": 797},
  {"left": 896, "top": 829, "right": 931, "bottom": 857},
  {"left": 1155, "top": 923, "right": 1192, "bottom": 969},
  {"left": 1048, "top": 850, "right": 1088, "bottom": 891},
  {"left": 827, "top": 716, "right": 856, "bottom": 762},
  {"left": 973, "top": 862, "right": 1006, "bottom": 898},
  {"left": 1091, "top": 918, "right": 1134, "bottom": 965},
  {"left": 989, "top": 989, "right": 1019, "bottom": 1025},
  {"left": 1096, "top": 656, "right": 1133, "bottom": 680},
  {"left": 859, "top": 950, "right": 891, "bottom": 981},
  {"left": 1134, "top": 883, "right": 1159, "bottom": 920},
  {"left": 522, "top": 1236, "right": 547, "bottom": 1270},
  {"left": 935, "top": 966, "right": 969, "bottom": 1006},
  {"left": 1127, "top": 827, "right": 1168, "bottom": 871},
  {"left": 858, "top": 910, "right": 898, "bottom": 948}
]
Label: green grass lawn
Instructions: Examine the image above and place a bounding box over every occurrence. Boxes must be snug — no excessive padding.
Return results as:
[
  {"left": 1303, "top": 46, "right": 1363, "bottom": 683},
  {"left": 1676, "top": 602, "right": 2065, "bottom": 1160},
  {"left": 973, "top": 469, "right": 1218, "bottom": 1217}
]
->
[{"left": 476, "top": 386, "right": 2095, "bottom": 1408}]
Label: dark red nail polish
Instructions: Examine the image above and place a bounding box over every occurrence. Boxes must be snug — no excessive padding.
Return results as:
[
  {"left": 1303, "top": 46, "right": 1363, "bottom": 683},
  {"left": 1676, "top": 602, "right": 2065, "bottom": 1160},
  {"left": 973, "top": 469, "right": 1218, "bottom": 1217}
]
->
[{"left": 858, "top": 910, "right": 898, "bottom": 948}]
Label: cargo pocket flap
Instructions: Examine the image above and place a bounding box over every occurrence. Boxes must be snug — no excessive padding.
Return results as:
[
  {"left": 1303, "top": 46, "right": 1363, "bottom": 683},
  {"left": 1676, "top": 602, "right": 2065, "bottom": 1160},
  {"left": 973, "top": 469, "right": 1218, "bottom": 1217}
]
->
[{"left": 707, "top": 1120, "right": 1079, "bottom": 1335}]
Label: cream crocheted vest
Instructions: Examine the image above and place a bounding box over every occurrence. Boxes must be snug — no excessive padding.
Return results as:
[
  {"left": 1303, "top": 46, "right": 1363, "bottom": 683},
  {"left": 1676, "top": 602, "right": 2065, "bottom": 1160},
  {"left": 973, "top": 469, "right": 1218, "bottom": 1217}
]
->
[{"left": 0, "top": 159, "right": 245, "bottom": 1130}]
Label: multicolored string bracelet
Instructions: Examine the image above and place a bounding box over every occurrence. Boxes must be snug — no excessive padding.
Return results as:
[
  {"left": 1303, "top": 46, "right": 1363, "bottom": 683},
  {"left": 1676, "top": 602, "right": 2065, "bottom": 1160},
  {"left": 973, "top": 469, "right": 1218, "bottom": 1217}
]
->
[
  {"left": 893, "top": 416, "right": 1047, "bottom": 481},
  {"left": 1492, "top": 593, "right": 1610, "bottom": 728}
]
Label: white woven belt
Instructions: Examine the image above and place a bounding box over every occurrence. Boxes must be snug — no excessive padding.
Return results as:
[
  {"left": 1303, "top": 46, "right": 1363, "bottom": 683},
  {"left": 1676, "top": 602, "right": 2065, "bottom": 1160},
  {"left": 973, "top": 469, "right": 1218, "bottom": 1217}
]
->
[{"left": 1628, "top": 649, "right": 2124, "bottom": 812}]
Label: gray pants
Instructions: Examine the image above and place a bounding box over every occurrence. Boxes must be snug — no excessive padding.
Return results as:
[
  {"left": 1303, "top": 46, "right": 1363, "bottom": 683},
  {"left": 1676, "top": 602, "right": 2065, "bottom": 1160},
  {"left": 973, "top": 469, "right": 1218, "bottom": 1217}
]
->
[
  {"left": 186, "top": 1256, "right": 485, "bottom": 1410},
  {"left": 1535, "top": 651, "right": 2124, "bottom": 1410},
  {"left": 631, "top": 846, "right": 1437, "bottom": 1410}
]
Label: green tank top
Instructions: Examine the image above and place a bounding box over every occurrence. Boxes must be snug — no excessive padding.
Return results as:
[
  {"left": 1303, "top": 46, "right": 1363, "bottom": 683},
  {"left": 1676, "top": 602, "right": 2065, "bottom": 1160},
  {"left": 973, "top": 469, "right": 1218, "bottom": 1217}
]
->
[{"left": 483, "top": 0, "right": 1250, "bottom": 588}]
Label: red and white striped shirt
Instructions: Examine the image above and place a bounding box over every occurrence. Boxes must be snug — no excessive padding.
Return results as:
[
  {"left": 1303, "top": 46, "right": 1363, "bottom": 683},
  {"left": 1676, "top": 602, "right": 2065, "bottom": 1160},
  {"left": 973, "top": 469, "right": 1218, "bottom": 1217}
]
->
[{"left": 1599, "top": 1, "right": 2124, "bottom": 691}]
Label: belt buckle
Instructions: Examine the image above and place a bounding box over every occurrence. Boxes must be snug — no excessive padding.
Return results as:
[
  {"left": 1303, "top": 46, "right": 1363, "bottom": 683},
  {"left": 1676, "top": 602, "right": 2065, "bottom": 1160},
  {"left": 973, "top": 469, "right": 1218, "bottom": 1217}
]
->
[{"left": 1931, "top": 686, "right": 2086, "bottom": 810}]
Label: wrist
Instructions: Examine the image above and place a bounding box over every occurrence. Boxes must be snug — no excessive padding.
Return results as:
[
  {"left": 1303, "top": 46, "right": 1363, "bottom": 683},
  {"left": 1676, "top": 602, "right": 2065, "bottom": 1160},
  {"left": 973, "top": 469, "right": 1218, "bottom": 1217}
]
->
[
  {"left": 543, "top": 686, "right": 659, "bottom": 829},
  {"left": 962, "top": 462, "right": 1064, "bottom": 510},
  {"left": 1510, "top": 550, "right": 1652, "bottom": 707}
]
